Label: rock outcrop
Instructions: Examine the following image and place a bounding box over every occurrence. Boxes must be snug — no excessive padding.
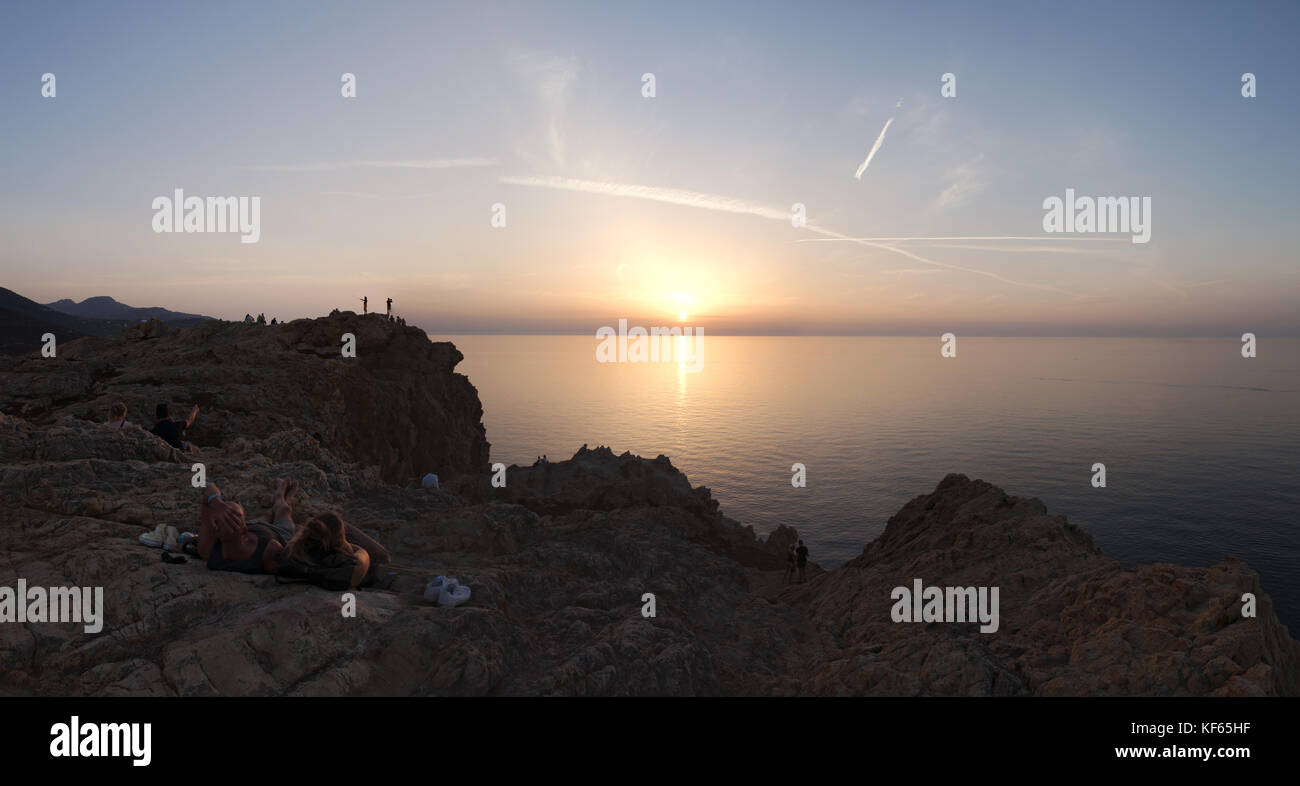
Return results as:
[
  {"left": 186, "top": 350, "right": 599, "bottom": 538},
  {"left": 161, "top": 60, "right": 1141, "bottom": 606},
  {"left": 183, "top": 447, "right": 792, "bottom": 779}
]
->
[
  {"left": 0, "top": 316, "right": 1295, "bottom": 696},
  {"left": 789, "top": 474, "right": 1299, "bottom": 696},
  {"left": 0, "top": 312, "right": 489, "bottom": 482}
]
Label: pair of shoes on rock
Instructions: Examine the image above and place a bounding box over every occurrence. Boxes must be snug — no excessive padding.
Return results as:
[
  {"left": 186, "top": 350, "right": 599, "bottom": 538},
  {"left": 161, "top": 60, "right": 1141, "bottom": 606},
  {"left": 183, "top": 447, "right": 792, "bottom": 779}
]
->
[
  {"left": 139, "top": 524, "right": 184, "bottom": 551},
  {"left": 424, "top": 575, "right": 471, "bottom": 607}
]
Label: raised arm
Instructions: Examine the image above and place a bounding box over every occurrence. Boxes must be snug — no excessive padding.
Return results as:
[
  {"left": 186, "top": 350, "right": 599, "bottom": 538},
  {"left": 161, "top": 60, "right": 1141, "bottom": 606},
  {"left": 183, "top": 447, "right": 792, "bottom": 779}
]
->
[{"left": 185, "top": 405, "right": 199, "bottom": 427}]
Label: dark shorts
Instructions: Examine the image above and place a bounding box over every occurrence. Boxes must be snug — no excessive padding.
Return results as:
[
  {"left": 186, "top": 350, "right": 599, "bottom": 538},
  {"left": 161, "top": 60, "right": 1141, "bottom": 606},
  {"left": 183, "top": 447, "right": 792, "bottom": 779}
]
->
[
  {"left": 208, "top": 524, "right": 276, "bottom": 574},
  {"left": 265, "top": 517, "right": 294, "bottom": 543}
]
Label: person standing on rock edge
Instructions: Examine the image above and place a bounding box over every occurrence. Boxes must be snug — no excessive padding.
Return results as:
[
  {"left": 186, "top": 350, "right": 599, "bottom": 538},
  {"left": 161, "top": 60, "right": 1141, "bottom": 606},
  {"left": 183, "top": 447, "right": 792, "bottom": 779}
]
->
[
  {"left": 784, "top": 543, "right": 797, "bottom": 584},
  {"left": 796, "top": 540, "right": 809, "bottom": 583},
  {"left": 361, "top": 296, "right": 368, "bottom": 314},
  {"left": 386, "top": 297, "right": 392, "bottom": 317}
]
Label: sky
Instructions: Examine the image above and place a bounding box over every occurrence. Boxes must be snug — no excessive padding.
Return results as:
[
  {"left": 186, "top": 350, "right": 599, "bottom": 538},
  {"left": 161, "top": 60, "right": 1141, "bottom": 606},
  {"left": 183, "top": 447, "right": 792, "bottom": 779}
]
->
[{"left": 1, "top": 0, "right": 1297, "bottom": 335}]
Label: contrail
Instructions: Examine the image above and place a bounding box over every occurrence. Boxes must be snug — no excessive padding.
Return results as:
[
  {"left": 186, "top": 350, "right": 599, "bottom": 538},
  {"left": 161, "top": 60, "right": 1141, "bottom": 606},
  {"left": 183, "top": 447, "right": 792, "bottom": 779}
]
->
[
  {"left": 498, "top": 175, "right": 792, "bottom": 221},
  {"left": 803, "top": 226, "right": 1075, "bottom": 295},
  {"left": 795, "top": 236, "right": 1111, "bottom": 243},
  {"left": 500, "top": 174, "right": 1074, "bottom": 294},
  {"left": 854, "top": 117, "right": 894, "bottom": 179}
]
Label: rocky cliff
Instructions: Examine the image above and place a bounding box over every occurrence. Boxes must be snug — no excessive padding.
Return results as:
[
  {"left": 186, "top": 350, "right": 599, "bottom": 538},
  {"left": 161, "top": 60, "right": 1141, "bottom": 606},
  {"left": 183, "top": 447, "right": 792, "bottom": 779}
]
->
[
  {"left": 0, "top": 316, "right": 1295, "bottom": 696},
  {"left": 0, "top": 312, "right": 489, "bottom": 482}
]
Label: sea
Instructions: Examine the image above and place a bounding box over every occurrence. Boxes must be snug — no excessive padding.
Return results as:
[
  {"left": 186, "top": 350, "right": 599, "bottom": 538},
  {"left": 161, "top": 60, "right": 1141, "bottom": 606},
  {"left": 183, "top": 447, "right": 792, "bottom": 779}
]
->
[{"left": 446, "top": 335, "right": 1300, "bottom": 631}]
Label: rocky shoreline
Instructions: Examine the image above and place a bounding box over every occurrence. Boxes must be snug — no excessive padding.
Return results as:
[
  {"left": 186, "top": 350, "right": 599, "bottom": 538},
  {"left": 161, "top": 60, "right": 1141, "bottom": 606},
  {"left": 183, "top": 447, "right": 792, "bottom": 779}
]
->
[{"left": 1, "top": 313, "right": 1295, "bottom": 696}]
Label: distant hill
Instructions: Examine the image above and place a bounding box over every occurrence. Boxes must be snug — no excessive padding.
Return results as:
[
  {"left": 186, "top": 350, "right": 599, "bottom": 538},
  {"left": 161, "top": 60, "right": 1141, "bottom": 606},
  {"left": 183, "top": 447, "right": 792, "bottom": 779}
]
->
[
  {"left": 44, "top": 295, "right": 212, "bottom": 323},
  {"left": 0, "top": 288, "right": 215, "bottom": 355},
  {"left": 0, "top": 307, "right": 84, "bottom": 356}
]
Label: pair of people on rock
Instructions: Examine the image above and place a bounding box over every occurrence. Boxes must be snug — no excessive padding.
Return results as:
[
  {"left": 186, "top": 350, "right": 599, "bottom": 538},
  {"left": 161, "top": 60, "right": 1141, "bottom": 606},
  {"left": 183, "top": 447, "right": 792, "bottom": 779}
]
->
[
  {"left": 198, "top": 477, "right": 390, "bottom": 590},
  {"left": 107, "top": 402, "right": 198, "bottom": 457}
]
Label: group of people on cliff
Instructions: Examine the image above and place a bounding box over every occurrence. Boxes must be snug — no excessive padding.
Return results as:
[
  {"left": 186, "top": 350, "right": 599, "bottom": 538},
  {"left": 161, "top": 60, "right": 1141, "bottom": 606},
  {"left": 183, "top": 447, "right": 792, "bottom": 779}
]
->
[
  {"left": 109, "top": 401, "right": 391, "bottom": 590},
  {"left": 356, "top": 296, "right": 405, "bottom": 325},
  {"left": 106, "top": 400, "right": 199, "bottom": 453}
]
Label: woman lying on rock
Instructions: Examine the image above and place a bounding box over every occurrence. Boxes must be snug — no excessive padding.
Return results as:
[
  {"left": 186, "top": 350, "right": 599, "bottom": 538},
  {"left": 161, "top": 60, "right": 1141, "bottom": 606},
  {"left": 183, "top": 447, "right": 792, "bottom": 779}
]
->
[
  {"left": 279, "top": 512, "right": 391, "bottom": 590},
  {"left": 198, "top": 478, "right": 391, "bottom": 589}
]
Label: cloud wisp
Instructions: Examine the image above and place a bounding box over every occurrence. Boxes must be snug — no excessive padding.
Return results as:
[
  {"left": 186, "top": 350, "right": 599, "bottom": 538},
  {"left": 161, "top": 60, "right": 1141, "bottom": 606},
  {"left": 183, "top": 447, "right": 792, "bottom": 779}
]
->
[
  {"left": 243, "top": 158, "right": 498, "bottom": 172},
  {"left": 931, "top": 153, "right": 988, "bottom": 209},
  {"left": 508, "top": 51, "right": 579, "bottom": 168},
  {"left": 319, "top": 191, "right": 444, "bottom": 200}
]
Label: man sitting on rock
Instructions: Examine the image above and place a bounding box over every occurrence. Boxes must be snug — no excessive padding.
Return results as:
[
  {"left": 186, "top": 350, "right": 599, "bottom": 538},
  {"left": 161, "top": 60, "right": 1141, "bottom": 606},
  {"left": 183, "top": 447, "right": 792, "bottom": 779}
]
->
[{"left": 152, "top": 402, "right": 199, "bottom": 452}]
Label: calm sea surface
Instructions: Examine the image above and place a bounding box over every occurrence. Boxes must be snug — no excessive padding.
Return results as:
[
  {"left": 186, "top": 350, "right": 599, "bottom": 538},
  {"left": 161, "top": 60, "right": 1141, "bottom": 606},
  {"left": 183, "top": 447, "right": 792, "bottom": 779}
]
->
[{"left": 447, "top": 335, "right": 1300, "bottom": 631}]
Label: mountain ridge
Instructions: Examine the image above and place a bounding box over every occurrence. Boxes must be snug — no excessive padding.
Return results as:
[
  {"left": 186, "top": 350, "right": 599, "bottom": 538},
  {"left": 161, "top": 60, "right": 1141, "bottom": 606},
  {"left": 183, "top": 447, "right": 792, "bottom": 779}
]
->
[
  {"left": 0, "top": 288, "right": 217, "bottom": 355},
  {"left": 44, "top": 294, "right": 212, "bottom": 322}
]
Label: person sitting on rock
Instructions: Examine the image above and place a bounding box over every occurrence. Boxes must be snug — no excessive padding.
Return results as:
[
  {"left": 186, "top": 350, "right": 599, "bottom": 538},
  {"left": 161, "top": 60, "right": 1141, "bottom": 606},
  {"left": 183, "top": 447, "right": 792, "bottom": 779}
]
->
[
  {"left": 105, "top": 401, "right": 133, "bottom": 430},
  {"left": 152, "top": 403, "right": 199, "bottom": 452}
]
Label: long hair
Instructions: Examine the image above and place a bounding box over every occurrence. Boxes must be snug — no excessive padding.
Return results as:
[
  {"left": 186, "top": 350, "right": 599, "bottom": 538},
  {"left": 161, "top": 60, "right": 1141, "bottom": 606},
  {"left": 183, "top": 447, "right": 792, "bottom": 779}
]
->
[{"left": 285, "top": 511, "right": 350, "bottom": 562}]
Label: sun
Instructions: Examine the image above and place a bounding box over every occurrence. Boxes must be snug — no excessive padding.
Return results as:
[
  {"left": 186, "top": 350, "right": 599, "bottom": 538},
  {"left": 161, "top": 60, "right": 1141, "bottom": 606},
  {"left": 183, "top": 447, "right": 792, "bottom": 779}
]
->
[{"left": 670, "top": 292, "right": 693, "bottom": 322}]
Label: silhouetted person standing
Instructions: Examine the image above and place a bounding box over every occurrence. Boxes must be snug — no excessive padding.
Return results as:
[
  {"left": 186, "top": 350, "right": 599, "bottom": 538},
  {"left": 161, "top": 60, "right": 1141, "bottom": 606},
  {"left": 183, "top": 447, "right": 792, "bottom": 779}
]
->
[
  {"left": 386, "top": 297, "right": 392, "bottom": 316},
  {"left": 361, "top": 296, "right": 368, "bottom": 314},
  {"left": 783, "top": 544, "right": 796, "bottom": 584},
  {"left": 796, "top": 540, "right": 809, "bottom": 583}
]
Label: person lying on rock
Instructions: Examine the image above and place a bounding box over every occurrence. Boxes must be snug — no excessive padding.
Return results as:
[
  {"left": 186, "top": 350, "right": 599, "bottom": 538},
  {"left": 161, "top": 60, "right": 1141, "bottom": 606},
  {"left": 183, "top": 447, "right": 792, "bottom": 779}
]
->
[
  {"left": 198, "top": 479, "right": 391, "bottom": 586},
  {"left": 267, "top": 476, "right": 393, "bottom": 578},
  {"left": 281, "top": 511, "right": 391, "bottom": 590},
  {"left": 152, "top": 402, "right": 199, "bottom": 453},
  {"left": 197, "top": 481, "right": 283, "bottom": 574}
]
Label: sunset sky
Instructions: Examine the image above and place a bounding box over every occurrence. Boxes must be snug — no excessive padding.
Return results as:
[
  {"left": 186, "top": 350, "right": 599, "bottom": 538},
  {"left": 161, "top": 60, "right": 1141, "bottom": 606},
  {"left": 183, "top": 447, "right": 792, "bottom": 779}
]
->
[{"left": 1, "top": 0, "right": 1296, "bottom": 335}]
